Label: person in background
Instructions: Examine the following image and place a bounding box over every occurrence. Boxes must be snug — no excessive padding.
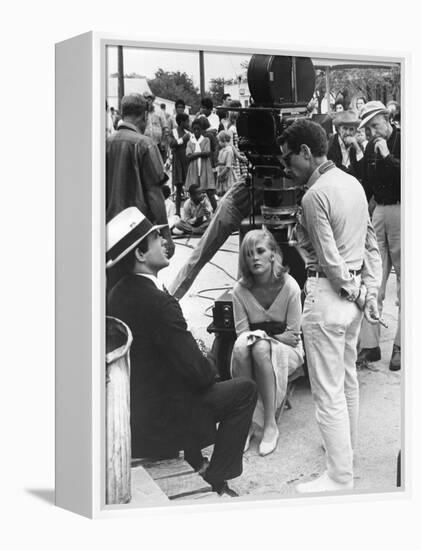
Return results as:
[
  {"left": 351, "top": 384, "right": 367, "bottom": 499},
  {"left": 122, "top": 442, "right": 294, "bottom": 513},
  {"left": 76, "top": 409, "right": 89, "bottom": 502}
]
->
[
  {"left": 386, "top": 100, "right": 401, "bottom": 129},
  {"left": 188, "top": 117, "right": 218, "bottom": 211},
  {"left": 355, "top": 96, "right": 367, "bottom": 117},
  {"left": 107, "top": 207, "right": 257, "bottom": 497},
  {"left": 231, "top": 229, "right": 304, "bottom": 457},
  {"left": 357, "top": 101, "right": 401, "bottom": 371},
  {"left": 162, "top": 185, "right": 180, "bottom": 231},
  {"left": 226, "top": 100, "right": 248, "bottom": 183},
  {"left": 173, "top": 183, "right": 213, "bottom": 235},
  {"left": 199, "top": 98, "right": 220, "bottom": 190},
  {"left": 216, "top": 130, "right": 236, "bottom": 197},
  {"left": 356, "top": 127, "right": 368, "bottom": 152},
  {"left": 143, "top": 92, "right": 169, "bottom": 161},
  {"left": 168, "top": 98, "right": 188, "bottom": 131},
  {"left": 169, "top": 112, "right": 191, "bottom": 216},
  {"left": 334, "top": 100, "right": 345, "bottom": 113},
  {"left": 105, "top": 93, "right": 174, "bottom": 257},
  {"left": 328, "top": 110, "right": 364, "bottom": 181}
]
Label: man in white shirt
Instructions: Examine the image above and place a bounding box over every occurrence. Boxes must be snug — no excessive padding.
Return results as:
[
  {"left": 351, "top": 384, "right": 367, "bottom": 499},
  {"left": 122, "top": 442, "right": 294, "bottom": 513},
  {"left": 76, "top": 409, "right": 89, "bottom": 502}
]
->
[{"left": 279, "top": 119, "right": 382, "bottom": 493}]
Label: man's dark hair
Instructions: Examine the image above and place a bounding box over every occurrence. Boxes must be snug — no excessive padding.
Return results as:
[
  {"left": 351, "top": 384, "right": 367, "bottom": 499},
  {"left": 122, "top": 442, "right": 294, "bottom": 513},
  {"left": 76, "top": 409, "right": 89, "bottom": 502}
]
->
[
  {"left": 201, "top": 97, "right": 213, "bottom": 110},
  {"left": 175, "top": 99, "right": 186, "bottom": 108},
  {"left": 121, "top": 94, "right": 147, "bottom": 118},
  {"left": 222, "top": 93, "right": 231, "bottom": 101},
  {"left": 160, "top": 103, "right": 166, "bottom": 110},
  {"left": 175, "top": 112, "right": 189, "bottom": 125},
  {"left": 188, "top": 183, "right": 201, "bottom": 195},
  {"left": 278, "top": 119, "right": 328, "bottom": 157},
  {"left": 162, "top": 185, "right": 171, "bottom": 200}
]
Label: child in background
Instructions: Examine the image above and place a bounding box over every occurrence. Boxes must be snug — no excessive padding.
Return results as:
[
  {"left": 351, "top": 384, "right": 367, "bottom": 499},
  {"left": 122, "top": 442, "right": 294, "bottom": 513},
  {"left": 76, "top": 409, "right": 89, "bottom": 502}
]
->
[
  {"left": 173, "top": 183, "right": 212, "bottom": 235},
  {"left": 169, "top": 113, "right": 191, "bottom": 216},
  {"left": 185, "top": 118, "right": 217, "bottom": 212},
  {"left": 162, "top": 185, "right": 180, "bottom": 231},
  {"left": 216, "top": 130, "right": 236, "bottom": 197}
]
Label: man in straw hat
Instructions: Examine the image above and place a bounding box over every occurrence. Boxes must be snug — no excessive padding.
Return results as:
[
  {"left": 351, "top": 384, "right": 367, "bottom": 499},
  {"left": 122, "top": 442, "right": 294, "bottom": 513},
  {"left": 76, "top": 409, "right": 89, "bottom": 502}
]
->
[
  {"left": 278, "top": 119, "right": 382, "bottom": 493},
  {"left": 106, "top": 93, "right": 174, "bottom": 259},
  {"left": 356, "top": 101, "right": 401, "bottom": 371},
  {"left": 328, "top": 110, "right": 364, "bottom": 182},
  {"left": 106, "top": 207, "right": 257, "bottom": 498}
]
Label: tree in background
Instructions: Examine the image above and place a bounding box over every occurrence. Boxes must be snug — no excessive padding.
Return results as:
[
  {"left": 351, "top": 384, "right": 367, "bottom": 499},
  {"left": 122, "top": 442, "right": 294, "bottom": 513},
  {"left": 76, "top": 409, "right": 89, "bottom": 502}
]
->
[
  {"left": 148, "top": 69, "right": 202, "bottom": 113},
  {"left": 313, "top": 66, "right": 401, "bottom": 111}
]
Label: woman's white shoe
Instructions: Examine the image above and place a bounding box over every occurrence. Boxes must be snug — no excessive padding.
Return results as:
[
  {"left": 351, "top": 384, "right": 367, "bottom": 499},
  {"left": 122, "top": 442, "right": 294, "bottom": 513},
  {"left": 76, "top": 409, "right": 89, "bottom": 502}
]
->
[{"left": 258, "top": 429, "right": 279, "bottom": 456}]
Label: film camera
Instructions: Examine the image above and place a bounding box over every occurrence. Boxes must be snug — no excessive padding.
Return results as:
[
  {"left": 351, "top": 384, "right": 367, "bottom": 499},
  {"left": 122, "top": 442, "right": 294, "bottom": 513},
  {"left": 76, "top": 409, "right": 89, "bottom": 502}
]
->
[{"left": 236, "top": 54, "right": 316, "bottom": 247}]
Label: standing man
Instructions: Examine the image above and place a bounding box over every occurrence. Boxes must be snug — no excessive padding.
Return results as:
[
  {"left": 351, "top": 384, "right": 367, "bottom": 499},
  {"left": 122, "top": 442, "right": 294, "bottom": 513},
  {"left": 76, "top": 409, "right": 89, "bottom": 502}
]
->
[
  {"left": 278, "top": 120, "right": 382, "bottom": 493},
  {"left": 106, "top": 93, "right": 174, "bottom": 258},
  {"left": 106, "top": 208, "right": 257, "bottom": 497},
  {"left": 356, "top": 101, "right": 401, "bottom": 371},
  {"left": 143, "top": 92, "right": 169, "bottom": 161}
]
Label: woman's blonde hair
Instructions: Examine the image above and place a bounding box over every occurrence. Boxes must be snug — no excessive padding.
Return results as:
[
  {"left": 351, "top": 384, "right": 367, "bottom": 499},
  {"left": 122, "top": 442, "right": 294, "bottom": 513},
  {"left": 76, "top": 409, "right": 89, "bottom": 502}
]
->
[{"left": 238, "top": 228, "right": 288, "bottom": 288}]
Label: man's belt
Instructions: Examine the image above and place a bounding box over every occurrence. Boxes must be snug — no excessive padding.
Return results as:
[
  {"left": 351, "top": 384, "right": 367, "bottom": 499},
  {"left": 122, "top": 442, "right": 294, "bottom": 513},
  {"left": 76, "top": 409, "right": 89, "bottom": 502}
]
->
[{"left": 307, "top": 268, "right": 362, "bottom": 278}]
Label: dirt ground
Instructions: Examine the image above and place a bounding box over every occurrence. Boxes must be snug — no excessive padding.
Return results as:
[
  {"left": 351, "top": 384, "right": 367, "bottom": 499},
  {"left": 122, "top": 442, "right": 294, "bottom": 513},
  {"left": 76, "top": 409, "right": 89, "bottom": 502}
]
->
[{"left": 160, "top": 233, "right": 402, "bottom": 498}]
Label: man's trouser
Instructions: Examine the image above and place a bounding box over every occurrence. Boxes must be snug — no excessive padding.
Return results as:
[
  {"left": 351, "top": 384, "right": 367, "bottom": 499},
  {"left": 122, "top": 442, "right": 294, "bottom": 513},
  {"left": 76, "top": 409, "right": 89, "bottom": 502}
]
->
[
  {"left": 302, "top": 276, "right": 363, "bottom": 484},
  {"left": 359, "top": 204, "right": 401, "bottom": 349},
  {"left": 168, "top": 179, "right": 254, "bottom": 299},
  {"left": 184, "top": 377, "right": 257, "bottom": 485}
]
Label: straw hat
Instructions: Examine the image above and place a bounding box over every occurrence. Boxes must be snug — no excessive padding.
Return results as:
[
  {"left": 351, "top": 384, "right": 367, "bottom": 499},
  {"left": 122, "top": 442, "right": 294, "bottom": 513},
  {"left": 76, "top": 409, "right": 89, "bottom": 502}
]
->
[
  {"left": 106, "top": 207, "right": 167, "bottom": 268},
  {"left": 358, "top": 101, "right": 389, "bottom": 128}
]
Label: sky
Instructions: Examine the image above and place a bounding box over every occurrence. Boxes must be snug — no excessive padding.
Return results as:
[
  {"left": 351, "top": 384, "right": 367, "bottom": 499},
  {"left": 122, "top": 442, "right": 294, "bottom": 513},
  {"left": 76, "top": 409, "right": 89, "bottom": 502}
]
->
[{"left": 107, "top": 45, "right": 251, "bottom": 88}]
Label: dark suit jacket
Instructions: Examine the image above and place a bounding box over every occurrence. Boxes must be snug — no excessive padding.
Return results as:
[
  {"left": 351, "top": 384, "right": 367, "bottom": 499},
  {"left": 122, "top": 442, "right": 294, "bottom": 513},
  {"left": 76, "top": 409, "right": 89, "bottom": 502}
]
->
[
  {"left": 327, "top": 134, "right": 363, "bottom": 182},
  {"left": 107, "top": 274, "right": 217, "bottom": 458}
]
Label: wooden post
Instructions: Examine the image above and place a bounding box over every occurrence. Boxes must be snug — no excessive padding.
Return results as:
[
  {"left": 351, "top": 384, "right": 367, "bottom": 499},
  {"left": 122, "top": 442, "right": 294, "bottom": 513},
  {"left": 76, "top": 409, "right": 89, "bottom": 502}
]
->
[
  {"left": 117, "top": 46, "right": 125, "bottom": 111},
  {"left": 106, "top": 316, "right": 132, "bottom": 504},
  {"left": 199, "top": 50, "right": 205, "bottom": 97}
]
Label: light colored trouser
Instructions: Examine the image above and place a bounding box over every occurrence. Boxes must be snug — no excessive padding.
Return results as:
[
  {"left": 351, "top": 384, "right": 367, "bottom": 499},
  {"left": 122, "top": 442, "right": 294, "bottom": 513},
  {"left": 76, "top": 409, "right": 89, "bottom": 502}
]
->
[
  {"left": 302, "top": 276, "right": 363, "bottom": 484},
  {"left": 359, "top": 204, "right": 401, "bottom": 349}
]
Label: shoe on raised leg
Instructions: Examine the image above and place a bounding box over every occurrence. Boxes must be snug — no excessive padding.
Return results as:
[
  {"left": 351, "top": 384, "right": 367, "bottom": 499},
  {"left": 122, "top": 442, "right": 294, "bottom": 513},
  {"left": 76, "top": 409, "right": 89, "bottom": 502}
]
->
[
  {"left": 296, "top": 472, "right": 354, "bottom": 494},
  {"left": 389, "top": 345, "right": 401, "bottom": 371}
]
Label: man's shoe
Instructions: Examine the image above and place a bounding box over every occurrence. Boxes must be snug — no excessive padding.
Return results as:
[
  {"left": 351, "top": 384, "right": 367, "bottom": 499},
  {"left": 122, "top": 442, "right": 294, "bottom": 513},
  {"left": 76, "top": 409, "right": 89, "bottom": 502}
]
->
[
  {"left": 389, "top": 345, "right": 401, "bottom": 371},
  {"left": 296, "top": 472, "right": 354, "bottom": 494},
  {"left": 356, "top": 346, "right": 381, "bottom": 365},
  {"left": 214, "top": 481, "right": 239, "bottom": 498}
]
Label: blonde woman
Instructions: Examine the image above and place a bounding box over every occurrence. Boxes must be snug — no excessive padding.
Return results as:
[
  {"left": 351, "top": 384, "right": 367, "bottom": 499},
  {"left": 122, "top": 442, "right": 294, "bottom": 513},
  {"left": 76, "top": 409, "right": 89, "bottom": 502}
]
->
[{"left": 231, "top": 229, "right": 304, "bottom": 456}]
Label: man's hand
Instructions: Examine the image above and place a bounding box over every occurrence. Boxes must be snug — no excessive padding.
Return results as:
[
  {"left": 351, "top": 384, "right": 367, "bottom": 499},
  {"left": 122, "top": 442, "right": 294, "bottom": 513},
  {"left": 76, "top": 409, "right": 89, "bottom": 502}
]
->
[
  {"left": 374, "top": 138, "right": 390, "bottom": 158},
  {"left": 364, "top": 295, "right": 380, "bottom": 324},
  {"left": 344, "top": 136, "right": 359, "bottom": 150}
]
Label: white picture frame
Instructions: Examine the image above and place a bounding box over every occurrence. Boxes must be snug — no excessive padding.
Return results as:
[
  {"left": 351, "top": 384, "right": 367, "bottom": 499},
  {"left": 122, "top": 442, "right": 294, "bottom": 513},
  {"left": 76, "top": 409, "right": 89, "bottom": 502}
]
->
[{"left": 55, "top": 32, "right": 409, "bottom": 518}]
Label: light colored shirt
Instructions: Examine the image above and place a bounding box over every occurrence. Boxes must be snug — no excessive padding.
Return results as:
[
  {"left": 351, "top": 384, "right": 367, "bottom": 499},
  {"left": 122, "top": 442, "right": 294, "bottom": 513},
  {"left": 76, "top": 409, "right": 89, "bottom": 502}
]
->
[
  {"left": 297, "top": 161, "right": 381, "bottom": 297},
  {"left": 182, "top": 196, "right": 212, "bottom": 223}
]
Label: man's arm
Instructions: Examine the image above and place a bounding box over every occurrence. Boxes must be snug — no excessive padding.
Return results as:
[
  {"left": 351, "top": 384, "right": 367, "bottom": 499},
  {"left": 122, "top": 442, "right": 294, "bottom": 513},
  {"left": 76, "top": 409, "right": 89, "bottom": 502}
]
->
[
  {"left": 157, "top": 297, "right": 217, "bottom": 389},
  {"left": 361, "top": 217, "right": 382, "bottom": 300},
  {"left": 139, "top": 141, "right": 175, "bottom": 257}
]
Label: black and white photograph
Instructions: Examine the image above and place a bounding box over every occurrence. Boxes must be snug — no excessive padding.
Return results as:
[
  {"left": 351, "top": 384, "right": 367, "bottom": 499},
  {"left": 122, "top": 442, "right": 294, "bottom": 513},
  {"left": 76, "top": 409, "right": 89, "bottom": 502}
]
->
[{"left": 104, "top": 43, "right": 403, "bottom": 507}]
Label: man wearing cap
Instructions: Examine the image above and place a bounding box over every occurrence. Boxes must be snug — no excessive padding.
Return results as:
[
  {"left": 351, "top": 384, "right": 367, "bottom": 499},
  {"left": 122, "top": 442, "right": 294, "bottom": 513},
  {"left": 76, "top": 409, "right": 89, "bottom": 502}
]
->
[
  {"left": 357, "top": 101, "right": 401, "bottom": 371},
  {"left": 106, "top": 207, "right": 257, "bottom": 497},
  {"left": 278, "top": 119, "right": 382, "bottom": 493},
  {"left": 328, "top": 110, "right": 364, "bottom": 182},
  {"left": 106, "top": 93, "right": 174, "bottom": 259}
]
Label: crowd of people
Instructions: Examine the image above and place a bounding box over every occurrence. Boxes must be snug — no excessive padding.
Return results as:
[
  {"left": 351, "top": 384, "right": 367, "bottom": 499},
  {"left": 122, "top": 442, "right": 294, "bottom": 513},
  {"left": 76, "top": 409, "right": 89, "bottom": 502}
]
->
[{"left": 105, "top": 89, "right": 401, "bottom": 498}]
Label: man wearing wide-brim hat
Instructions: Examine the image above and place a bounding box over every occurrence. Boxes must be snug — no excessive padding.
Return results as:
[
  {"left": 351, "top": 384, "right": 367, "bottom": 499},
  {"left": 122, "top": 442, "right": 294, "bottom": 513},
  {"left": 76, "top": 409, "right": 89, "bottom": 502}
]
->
[
  {"left": 327, "top": 110, "right": 364, "bottom": 182},
  {"left": 357, "top": 101, "right": 401, "bottom": 371},
  {"left": 106, "top": 207, "right": 257, "bottom": 497}
]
